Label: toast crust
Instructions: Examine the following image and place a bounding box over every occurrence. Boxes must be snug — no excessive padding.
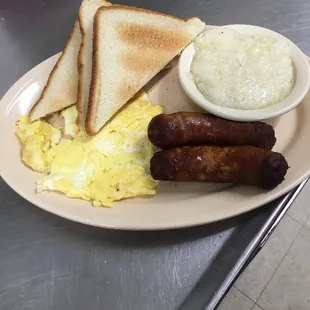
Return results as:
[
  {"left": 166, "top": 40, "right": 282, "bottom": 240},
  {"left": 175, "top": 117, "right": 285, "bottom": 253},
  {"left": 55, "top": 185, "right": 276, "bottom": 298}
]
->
[
  {"left": 76, "top": 8, "right": 87, "bottom": 125},
  {"left": 94, "top": 4, "right": 195, "bottom": 22},
  {"left": 85, "top": 5, "right": 204, "bottom": 135},
  {"left": 29, "top": 20, "right": 80, "bottom": 121},
  {"left": 76, "top": 0, "right": 111, "bottom": 127},
  {"left": 85, "top": 10, "right": 101, "bottom": 136}
]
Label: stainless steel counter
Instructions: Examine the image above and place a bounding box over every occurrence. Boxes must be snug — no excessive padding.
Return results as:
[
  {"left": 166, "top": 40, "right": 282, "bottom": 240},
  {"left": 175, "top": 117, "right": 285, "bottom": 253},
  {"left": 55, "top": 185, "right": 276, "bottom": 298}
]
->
[{"left": 1, "top": 0, "right": 309, "bottom": 309}]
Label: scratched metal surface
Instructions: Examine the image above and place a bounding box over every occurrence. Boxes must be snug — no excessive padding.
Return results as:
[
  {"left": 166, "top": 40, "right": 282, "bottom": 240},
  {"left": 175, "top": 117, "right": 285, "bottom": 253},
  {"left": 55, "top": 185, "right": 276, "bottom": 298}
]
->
[{"left": 0, "top": 0, "right": 309, "bottom": 309}]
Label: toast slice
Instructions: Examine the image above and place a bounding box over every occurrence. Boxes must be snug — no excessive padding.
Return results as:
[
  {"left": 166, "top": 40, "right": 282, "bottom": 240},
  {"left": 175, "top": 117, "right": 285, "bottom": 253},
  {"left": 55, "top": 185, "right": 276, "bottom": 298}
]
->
[
  {"left": 86, "top": 6, "right": 205, "bottom": 135},
  {"left": 29, "top": 20, "right": 81, "bottom": 121},
  {"left": 76, "top": 0, "right": 111, "bottom": 127}
]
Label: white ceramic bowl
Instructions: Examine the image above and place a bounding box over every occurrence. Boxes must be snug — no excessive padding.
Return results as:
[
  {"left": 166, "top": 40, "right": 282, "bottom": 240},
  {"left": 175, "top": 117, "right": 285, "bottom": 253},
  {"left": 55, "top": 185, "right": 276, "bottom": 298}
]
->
[{"left": 179, "top": 24, "right": 310, "bottom": 122}]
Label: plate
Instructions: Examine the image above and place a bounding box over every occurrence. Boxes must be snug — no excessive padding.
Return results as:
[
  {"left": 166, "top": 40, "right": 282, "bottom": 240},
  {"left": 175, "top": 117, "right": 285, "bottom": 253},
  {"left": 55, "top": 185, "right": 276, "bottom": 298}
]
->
[{"left": 1, "top": 54, "right": 310, "bottom": 230}]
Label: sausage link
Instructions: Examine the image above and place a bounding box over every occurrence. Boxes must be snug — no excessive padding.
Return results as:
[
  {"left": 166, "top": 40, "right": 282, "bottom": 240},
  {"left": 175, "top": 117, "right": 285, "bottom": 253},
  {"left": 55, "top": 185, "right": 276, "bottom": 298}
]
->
[
  {"left": 150, "top": 146, "right": 288, "bottom": 190},
  {"left": 148, "top": 112, "right": 276, "bottom": 150}
]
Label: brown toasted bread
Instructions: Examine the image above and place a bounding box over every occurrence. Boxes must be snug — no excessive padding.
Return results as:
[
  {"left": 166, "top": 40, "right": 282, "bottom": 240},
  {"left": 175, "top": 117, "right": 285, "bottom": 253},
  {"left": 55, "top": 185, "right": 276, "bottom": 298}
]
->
[
  {"left": 29, "top": 20, "right": 81, "bottom": 121},
  {"left": 85, "top": 5, "right": 205, "bottom": 135},
  {"left": 76, "top": 0, "right": 111, "bottom": 128}
]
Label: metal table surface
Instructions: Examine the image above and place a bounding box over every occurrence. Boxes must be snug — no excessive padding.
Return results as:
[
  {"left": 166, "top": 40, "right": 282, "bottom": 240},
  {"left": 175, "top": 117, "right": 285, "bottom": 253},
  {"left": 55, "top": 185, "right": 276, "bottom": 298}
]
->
[{"left": 0, "top": 0, "right": 309, "bottom": 309}]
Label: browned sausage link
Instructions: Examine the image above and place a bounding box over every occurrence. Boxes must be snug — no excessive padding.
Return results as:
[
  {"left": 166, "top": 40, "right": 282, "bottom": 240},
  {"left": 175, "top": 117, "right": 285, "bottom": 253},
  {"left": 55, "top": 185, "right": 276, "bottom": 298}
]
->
[
  {"left": 150, "top": 146, "right": 288, "bottom": 190},
  {"left": 148, "top": 112, "right": 276, "bottom": 150}
]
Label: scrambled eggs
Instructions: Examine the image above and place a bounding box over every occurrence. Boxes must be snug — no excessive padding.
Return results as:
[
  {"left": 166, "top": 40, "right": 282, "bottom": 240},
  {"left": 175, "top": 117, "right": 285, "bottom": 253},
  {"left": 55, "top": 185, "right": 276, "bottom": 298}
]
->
[{"left": 16, "top": 93, "right": 163, "bottom": 207}]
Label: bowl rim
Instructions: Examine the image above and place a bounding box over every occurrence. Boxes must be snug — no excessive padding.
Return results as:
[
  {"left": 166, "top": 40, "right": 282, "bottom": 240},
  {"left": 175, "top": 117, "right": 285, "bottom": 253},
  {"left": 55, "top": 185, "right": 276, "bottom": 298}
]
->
[{"left": 179, "top": 24, "right": 310, "bottom": 122}]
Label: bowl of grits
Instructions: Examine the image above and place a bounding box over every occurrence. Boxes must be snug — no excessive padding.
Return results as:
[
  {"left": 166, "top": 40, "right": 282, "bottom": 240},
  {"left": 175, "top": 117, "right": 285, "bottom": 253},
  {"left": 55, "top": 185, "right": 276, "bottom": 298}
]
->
[{"left": 179, "top": 24, "right": 310, "bottom": 122}]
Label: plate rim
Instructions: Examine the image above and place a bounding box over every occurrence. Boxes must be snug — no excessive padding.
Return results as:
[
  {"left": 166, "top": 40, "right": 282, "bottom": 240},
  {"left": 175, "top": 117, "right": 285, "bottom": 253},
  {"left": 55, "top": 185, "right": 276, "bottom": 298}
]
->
[{"left": 1, "top": 53, "right": 310, "bottom": 231}]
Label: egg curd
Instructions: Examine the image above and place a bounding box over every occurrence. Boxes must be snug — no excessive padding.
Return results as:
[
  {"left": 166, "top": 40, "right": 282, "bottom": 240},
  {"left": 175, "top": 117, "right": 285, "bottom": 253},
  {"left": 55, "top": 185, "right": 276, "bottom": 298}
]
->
[{"left": 16, "top": 92, "right": 163, "bottom": 207}]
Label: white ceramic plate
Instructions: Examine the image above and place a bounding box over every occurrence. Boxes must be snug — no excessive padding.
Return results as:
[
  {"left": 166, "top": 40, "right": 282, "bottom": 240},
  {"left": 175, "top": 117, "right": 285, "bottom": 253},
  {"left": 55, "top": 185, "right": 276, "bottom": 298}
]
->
[{"left": 1, "top": 54, "right": 310, "bottom": 230}]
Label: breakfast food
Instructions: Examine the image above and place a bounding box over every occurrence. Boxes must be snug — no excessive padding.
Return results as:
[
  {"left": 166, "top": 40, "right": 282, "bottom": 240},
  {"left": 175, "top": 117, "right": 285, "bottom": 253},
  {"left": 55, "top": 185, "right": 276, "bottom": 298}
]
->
[
  {"left": 16, "top": 2, "right": 209, "bottom": 208},
  {"left": 29, "top": 21, "right": 82, "bottom": 121},
  {"left": 190, "top": 27, "right": 294, "bottom": 109},
  {"left": 17, "top": 93, "right": 163, "bottom": 207},
  {"left": 16, "top": 0, "right": 292, "bottom": 213},
  {"left": 150, "top": 146, "right": 289, "bottom": 190},
  {"left": 148, "top": 112, "right": 276, "bottom": 150},
  {"left": 86, "top": 5, "right": 205, "bottom": 135},
  {"left": 77, "top": 0, "right": 111, "bottom": 127}
]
